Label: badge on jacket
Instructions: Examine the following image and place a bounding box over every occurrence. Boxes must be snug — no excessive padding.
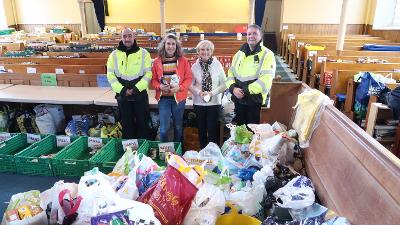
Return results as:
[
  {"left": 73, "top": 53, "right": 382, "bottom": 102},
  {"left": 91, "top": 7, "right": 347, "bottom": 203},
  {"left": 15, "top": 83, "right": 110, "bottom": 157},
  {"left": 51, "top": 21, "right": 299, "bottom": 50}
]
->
[{"left": 254, "top": 55, "right": 259, "bottom": 63}]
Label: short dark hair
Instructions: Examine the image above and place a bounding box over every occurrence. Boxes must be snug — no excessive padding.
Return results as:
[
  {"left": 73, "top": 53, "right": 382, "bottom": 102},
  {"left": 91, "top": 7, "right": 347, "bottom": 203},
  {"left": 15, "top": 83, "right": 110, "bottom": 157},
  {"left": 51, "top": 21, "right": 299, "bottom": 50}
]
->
[{"left": 158, "top": 33, "right": 184, "bottom": 59}]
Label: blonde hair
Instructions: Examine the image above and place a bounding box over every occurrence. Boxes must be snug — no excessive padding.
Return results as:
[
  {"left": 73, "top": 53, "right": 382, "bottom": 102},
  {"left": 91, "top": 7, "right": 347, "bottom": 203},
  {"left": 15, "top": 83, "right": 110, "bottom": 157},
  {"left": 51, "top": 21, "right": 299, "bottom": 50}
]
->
[{"left": 196, "top": 40, "right": 215, "bottom": 55}]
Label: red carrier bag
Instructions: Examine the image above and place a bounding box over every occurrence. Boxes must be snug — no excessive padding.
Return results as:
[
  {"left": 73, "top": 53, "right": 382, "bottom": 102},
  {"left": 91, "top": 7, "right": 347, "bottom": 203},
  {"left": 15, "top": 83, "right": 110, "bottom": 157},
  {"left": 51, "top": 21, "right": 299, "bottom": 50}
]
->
[{"left": 139, "top": 154, "right": 205, "bottom": 225}]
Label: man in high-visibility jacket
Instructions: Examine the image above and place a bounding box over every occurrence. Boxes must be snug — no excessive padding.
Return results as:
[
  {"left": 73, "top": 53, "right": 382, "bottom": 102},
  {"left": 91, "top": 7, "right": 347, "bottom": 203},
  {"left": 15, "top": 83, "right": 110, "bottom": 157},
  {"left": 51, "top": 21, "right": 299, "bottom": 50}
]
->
[
  {"left": 107, "top": 28, "right": 152, "bottom": 139},
  {"left": 226, "top": 24, "right": 276, "bottom": 125}
]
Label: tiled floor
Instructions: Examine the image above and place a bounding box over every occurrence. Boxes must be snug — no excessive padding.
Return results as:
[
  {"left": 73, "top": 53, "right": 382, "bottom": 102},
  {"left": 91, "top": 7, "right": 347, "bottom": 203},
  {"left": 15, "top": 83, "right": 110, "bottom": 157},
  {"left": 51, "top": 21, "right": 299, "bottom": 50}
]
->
[{"left": 275, "top": 55, "right": 297, "bottom": 82}]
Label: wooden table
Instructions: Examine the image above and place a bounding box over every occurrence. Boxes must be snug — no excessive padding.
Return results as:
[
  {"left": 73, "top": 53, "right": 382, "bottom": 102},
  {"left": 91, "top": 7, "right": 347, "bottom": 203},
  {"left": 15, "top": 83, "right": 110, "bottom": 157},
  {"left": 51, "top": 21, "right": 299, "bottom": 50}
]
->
[
  {"left": 0, "top": 85, "right": 110, "bottom": 105},
  {"left": 0, "top": 84, "right": 13, "bottom": 90},
  {"left": 94, "top": 89, "right": 194, "bottom": 109}
]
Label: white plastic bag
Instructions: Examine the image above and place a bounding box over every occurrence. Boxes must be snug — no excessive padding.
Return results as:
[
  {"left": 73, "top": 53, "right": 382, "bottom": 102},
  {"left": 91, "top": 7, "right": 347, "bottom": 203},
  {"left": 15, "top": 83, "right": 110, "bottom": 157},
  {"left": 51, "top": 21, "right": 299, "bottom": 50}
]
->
[
  {"left": 220, "top": 91, "right": 235, "bottom": 123},
  {"left": 248, "top": 123, "right": 275, "bottom": 139},
  {"left": 228, "top": 182, "right": 266, "bottom": 216},
  {"left": 277, "top": 136, "right": 297, "bottom": 166},
  {"left": 77, "top": 173, "right": 120, "bottom": 223},
  {"left": 167, "top": 154, "right": 205, "bottom": 188},
  {"left": 292, "top": 89, "right": 332, "bottom": 148},
  {"left": 40, "top": 181, "right": 78, "bottom": 225},
  {"left": 78, "top": 171, "right": 154, "bottom": 223},
  {"left": 33, "top": 104, "right": 65, "bottom": 134},
  {"left": 90, "top": 202, "right": 162, "bottom": 225},
  {"left": 251, "top": 133, "right": 284, "bottom": 168},
  {"left": 183, "top": 142, "right": 224, "bottom": 171},
  {"left": 114, "top": 169, "right": 139, "bottom": 200},
  {"left": 248, "top": 123, "right": 276, "bottom": 158},
  {"left": 272, "top": 121, "right": 287, "bottom": 133},
  {"left": 253, "top": 165, "right": 274, "bottom": 186},
  {"left": 112, "top": 147, "right": 140, "bottom": 175},
  {"left": 3, "top": 190, "right": 47, "bottom": 225},
  {"left": 182, "top": 183, "right": 226, "bottom": 225},
  {"left": 45, "top": 104, "right": 65, "bottom": 133},
  {"left": 34, "top": 105, "right": 56, "bottom": 134},
  {"left": 273, "top": 176, "right": 315, "bottom": 210},
  {"left": 223, "top": 144, "right": 250, "bottom": 174},
  {"left": 2, "top": 212, "right": 46, "bottom": 225},
  {"left": 221, "top": 124, "right": 237, "bottom": 155},
  {"left": 371, "top": 73, "right": 397, "bottom": 84}
]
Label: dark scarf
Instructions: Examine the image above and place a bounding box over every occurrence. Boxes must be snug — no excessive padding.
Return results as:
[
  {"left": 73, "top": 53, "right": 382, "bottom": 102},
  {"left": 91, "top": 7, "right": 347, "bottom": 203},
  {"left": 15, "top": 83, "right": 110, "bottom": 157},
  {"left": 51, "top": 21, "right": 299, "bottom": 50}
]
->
[
  {"left": 117, "top": 40, "right": 140, "bottom": 56},
  {"left": 240, "top": 40, "right": 263, "bottom": 57},
  {"left": 199, "top": 57, "right": 213, "bottom": 92}
]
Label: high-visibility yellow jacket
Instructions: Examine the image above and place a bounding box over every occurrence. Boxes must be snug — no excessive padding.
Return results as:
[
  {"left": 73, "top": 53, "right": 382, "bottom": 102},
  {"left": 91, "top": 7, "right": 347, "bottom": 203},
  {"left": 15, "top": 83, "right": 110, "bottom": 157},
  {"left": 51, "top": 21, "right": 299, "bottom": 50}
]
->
[
  {"left": 107, "top": 42, "right": 152, "bottom": 100},
  {"left": 226, "top": 43, "right": 276, "bottom": 105}
]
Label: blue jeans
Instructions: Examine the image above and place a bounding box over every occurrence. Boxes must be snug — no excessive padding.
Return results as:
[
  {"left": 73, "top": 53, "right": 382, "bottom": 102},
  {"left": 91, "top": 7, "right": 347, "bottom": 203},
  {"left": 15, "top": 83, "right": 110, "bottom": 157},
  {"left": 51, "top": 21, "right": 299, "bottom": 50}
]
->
[{"left": 158, "top": 97, "right": 186, "bottom": 142}]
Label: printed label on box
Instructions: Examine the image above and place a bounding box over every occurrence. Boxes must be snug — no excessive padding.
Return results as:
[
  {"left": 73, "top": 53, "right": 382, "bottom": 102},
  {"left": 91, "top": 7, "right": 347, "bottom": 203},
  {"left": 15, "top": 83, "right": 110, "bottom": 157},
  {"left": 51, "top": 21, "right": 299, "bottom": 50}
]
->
[
  {"left": 308, "top": 51, "right": 317, "bottom": 56},
  {"left": 122, "top": 139, "right": 139, "bottom": 150},
  {"left": 0, "top": 133, "right": 11, "bottom": 142},
  {"left": 27, "top": 67, "right": 37, "bottom": 74},
  {"left": 88, "top": 137, "right": 103, "bottom": 150},
  {"left": 41, "top": 73, "right": 57, "bottom": 86},
  {"left": 27, "top": 133, "right": 41, "bottom": 144},
  {"left": 56, "top": 135, "right": 71, "bottom": 147},
  {"left": 317, "top": 57, "right": 327, "bottom": 63},
  {"left": 55, "top": 68, "right": 64, "bottom": 74},
  {"left": 158, "top": 142, "right": 175, "bottom": 160}
]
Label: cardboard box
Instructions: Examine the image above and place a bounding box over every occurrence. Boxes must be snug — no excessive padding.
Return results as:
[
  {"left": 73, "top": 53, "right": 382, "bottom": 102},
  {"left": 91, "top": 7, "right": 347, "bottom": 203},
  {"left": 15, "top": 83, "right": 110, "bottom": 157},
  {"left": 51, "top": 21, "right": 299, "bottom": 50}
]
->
[
  {"left": 5, "top": 42, "right": 24, "bottom": 51},
  {"left": 0, "top": 46, "right": 7, "bottom": 55}
]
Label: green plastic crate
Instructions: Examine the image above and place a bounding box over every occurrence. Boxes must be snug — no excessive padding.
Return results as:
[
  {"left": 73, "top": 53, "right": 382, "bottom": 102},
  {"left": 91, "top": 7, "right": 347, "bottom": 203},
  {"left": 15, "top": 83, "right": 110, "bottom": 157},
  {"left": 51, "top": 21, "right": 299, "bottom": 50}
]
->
[
  {"left": 52, "top": 136, "right": 110, "bottom": 177},
  {"left": 89, "top": 138, "right": 146, "bottom": 174},
  {"left": 15, "top": 135, "right": 77, "bottom": 176},
  {"left": 0, "top": 133, "right": 47, "bottom": 173},
  {"left": 0, "top": 28, "right": 15, "bottom": 35},
  {"left": 51, "top": 28, "right": 69, "bottom": 34},
  {"left": 138, "top": 141, "right": 182, "bottom": 167}
]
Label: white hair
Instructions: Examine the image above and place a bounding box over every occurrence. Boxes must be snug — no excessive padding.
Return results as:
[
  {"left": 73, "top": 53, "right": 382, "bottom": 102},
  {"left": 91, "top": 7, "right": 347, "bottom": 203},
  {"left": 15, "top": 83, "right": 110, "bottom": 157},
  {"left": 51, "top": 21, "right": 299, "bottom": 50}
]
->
[{"left": 196, "top": 40, "right": 215, "bottom": 54}]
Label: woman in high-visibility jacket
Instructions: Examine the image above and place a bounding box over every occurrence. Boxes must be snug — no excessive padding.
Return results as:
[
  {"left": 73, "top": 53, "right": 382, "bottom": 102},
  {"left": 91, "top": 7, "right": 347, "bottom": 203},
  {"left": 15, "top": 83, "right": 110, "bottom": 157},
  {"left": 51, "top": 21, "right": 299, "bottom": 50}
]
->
[
  {"left": 151, "top": 33, "right": 192, "bottom": 142},
  {"left": 226, "top": 24, "right": 276, "bottom": 125},
  {"left": 106, "top": 28, "right": 152, "bottom": 139}
]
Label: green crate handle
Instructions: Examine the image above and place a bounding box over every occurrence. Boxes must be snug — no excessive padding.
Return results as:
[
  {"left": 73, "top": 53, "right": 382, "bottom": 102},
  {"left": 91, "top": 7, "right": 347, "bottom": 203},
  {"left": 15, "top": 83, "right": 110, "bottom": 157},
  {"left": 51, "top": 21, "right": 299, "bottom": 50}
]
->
[
  {"left": 29, "top": 159, "right": 39, "bottom": 163},
  {"left": 64, "top": 161, "right": 77, "bottom": 165},
  {"left": 29, "top": 145, "right": 41, "bottom": 151}
]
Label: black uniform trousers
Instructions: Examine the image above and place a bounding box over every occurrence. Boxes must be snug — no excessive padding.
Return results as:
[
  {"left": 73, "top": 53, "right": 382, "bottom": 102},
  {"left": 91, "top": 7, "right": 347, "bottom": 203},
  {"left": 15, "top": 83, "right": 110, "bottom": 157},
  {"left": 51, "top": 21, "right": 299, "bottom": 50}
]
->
[
  {"left": 194, "top": 105, "right": 220, "bottom": 149},
  {"left": 118, "top": 98, "right": 150, "bottom": 139},
  {"left": 233, "top": 102, "right": 261, "bottom": 125}
]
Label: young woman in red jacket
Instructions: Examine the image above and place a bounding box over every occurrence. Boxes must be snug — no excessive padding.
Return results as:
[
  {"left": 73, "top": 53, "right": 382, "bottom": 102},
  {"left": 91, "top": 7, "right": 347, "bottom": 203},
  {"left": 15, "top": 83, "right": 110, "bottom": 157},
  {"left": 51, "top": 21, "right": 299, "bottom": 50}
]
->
[{"left": 151, "top": 34, "right": 193, "bottom": 142}]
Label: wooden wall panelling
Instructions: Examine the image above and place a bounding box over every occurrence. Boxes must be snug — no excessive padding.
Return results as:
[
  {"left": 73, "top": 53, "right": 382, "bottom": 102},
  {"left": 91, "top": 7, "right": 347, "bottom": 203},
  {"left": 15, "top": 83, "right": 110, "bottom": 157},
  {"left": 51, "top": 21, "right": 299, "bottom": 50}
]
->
[
  {"left": 106, "top": 23, "right": 161, "bottom": 34},
  {"left": 281, "top": 24, "right": 365, "bottom": 35},
  {"left": 366, "top": 25, "right": 400, "bottom": 43},
  {"left": 1, "top": 64, "right": 106, "bottom": 74},
  {"left": 17, "top": 24, "right": 81, "bottom": 35},
  {"left": 280, "top": 24, "right": 366, "bottom": 54},
  {"left": 0, "top": 73, "right": 98, "bottom": 87},
  {"left": 106, "top": 23, "right": 247, "bottom": 34}
]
